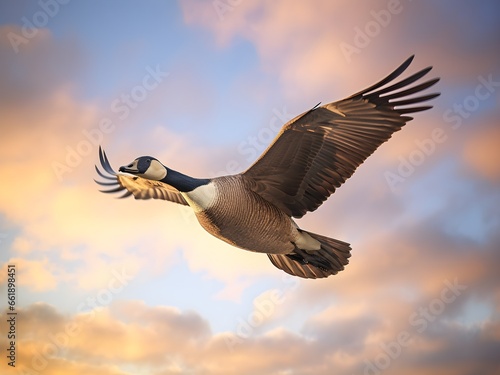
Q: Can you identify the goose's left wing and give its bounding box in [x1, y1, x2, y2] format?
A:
[243, 55, 439, 218]
[95, 147, 188, 205]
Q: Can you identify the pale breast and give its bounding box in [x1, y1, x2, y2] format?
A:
[193, 175, 295, 254]
[182, 182, 217, 213]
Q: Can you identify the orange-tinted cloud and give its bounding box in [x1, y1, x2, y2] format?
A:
[463, 123, 500, 181]
[3, 288, 499, 375]
[0, 258, 56, 292]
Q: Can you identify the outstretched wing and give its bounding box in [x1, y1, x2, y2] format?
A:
[243, 55, 440, 218]
[95, 147, 188, 205]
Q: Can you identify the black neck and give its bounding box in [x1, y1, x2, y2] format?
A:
[161, 168, 210, 192]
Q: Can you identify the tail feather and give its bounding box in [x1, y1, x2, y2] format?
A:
[268, 231, 351, 279]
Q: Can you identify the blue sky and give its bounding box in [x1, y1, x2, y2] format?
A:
[0, 1, 499, 374]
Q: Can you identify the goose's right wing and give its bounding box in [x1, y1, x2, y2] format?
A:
[94, 147, 188, 205]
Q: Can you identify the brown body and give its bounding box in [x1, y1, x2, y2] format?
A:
[191, 176, 297, 255]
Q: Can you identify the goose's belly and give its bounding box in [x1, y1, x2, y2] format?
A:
[196, 200, 295, 254]
[184, 179, 295, 254]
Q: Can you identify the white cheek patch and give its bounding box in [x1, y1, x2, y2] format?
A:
[145, 161, 167, 180]
[182, 182, 217, 213]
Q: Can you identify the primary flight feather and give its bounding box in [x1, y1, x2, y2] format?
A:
[95, 55, 439, 279]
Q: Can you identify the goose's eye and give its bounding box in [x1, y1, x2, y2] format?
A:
[146, 159, 151, 163]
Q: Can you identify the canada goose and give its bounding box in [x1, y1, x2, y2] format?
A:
[95, 56, 439, 279]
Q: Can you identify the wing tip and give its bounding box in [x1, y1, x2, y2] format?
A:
[98, 145, 117, 175]
[95, 146, 129, 197]
[347, 55, 441, 103]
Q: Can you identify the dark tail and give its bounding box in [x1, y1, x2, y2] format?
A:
[268, 231, 351, 279]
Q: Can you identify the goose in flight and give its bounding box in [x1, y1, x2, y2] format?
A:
[95, 55, 439, 279]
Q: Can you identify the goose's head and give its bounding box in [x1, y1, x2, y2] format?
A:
[119, 156, 167, 181]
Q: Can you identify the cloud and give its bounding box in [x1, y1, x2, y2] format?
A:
[180, 0, 500, 102]
[182, 0, 355, 99]
[0, 258, 57, 292]
[4, 291, 499, 375]
[0, 25, 84, 104]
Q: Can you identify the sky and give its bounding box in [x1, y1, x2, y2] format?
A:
[0, 0, 499, 374]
